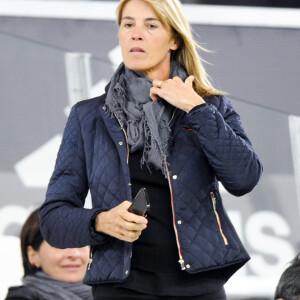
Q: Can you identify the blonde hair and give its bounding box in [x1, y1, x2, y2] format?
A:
[116, 0, 224, 97]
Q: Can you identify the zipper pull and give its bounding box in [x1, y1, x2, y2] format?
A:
[210, 192, 229, 245]
[210, 192, 216, 209]
[88, 247, 94, 270]
[87, 258, 93, 270]
[178, 259, 186, 270]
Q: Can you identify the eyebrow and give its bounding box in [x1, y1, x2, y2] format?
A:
[121, 16, 161, 22]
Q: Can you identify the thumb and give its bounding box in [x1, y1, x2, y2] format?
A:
[122, 200, 132, 209]
[185, 75, 194, 87]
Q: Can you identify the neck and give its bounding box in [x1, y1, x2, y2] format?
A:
[143, 68, 170, 81]
[141, 58, 171, 81]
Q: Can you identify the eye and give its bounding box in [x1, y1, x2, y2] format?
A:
[146, 23, 158, 30]
[124, 23, 133, 28]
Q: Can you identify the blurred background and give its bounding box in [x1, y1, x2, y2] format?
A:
[0, 0, 299, 299]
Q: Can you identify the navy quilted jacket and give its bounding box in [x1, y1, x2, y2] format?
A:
[40, 93, 262, 285]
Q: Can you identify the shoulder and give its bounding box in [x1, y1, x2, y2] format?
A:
[75, 94, 107, 115]
[5, 285, 41, 300]
[204, 94, 231, 109]
[66, 93, 107, 126]
[204, 94, 235, 116]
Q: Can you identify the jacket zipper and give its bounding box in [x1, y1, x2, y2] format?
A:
[210, 192, 228, 245]
[165, 158, 185, 270]
[168, 108, 177, 126]
[114, 114, 129, 164]
[115, 109, 182, 269]
[87, 246, 94, 270]
[166, 108, 186, 270]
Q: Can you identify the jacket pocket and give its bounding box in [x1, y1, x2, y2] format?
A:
[210, 192, 228, 245]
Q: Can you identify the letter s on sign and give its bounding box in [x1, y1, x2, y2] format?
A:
[245, 211, 295, 276]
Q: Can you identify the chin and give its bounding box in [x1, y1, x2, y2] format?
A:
[65, 278, 83, 283]
[124, 60, 149, 73]
[56, 269, 86, 283]
[61, 274, 84, 283]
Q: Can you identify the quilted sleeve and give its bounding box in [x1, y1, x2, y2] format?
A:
[39, 105, 107, 248]
[185, 95, 263, 196]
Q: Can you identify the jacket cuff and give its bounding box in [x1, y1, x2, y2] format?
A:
[184, 103, 213, 124]
[188, 103, 207, 114]
[89, 208, 108, 245]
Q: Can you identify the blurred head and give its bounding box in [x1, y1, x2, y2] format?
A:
[117, 0, 222, 96]
[274, 253, 300, 300]
[21, 208, 89, 283]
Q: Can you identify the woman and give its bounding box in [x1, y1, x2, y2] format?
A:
[5, 208, 92, 300]
[40, 0, 263, 299]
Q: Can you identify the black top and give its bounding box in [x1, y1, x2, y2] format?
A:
[129, 150, 179, 272]
[109, 150, 227, 296]
[5, 286, 41, 300]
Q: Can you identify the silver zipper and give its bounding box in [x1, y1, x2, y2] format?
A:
[165, 157, 185, 270]
[114, 114, 129, 164]
[210, 192, 228, 245]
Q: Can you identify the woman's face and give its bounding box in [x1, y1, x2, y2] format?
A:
[118, 0, 178, 80]
[28, 241, 89, 283]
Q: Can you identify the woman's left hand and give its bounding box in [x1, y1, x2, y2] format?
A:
[150, 76, 205, 113]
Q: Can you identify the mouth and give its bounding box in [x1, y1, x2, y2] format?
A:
[61, 264, 81, 270]
[130, 47, 145, 53]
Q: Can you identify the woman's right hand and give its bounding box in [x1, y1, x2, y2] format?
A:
[95, 201, 148, 242]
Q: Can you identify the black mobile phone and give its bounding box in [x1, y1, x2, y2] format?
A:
[128, 188, 150, 216]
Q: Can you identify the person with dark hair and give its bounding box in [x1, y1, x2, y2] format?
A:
[274, 253, 300, 300]
[5, 208, 92, 300]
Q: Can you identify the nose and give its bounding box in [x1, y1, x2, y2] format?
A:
[65, 248, 81, 260]
[132, 25, 143, 40]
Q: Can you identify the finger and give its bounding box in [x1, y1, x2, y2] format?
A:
[185, 75, 194, 87]
[124, 221, 147, 231]
[117, 227, 143, 242]
[152, 79, 163, 88]
[123, 209, 148, 224]
[121, 200, 132, 209]
[114, 202, 131, 221]
[118, 228, 142, 241]
[121, 234, 140, 243]
[131, 230, 142, 240]
[116, 233, 134, 242]
[127, 230, 142, 239]
[119, 204, 148, 224]
[150, 87, 159, 101]
[173, 76, 182, 83]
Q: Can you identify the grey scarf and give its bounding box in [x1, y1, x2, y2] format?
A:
[23, 271, 92, 300]
[106, 61, 187, 176]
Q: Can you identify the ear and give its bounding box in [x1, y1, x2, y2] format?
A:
[27, 245, 41, 268]
[170, 39, 179, 51]
[170, 35, 180, 51]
